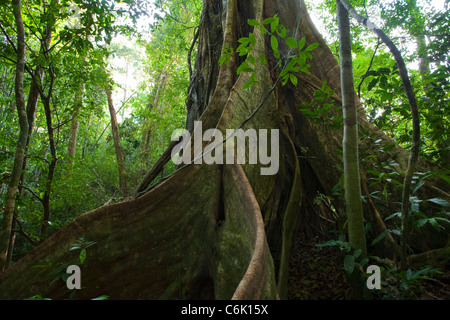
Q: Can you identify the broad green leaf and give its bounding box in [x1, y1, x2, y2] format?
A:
[428, 198, 450, 207]
[385, 211, 401, 221]
[429, 218, 442, 231]
[412, 180, 425, 194]
[249, 33, 256, 46]
[262, 16, 276, 25]
[290, 74, 298, 86]
[248, 19, 259, 27]
[238, 37, 250, 45]
[382, 144, 396, 152]
[371, 229, 391, 245]
[305, 42, 319, 52]
[259, 54, 266, 65]
[219, 54, 230, 66]
[406, 268, 413, 280]
[298, 37, 306, 51]
[353, 248, 362, 259]
[243, 74, 256, 90]
[276, 25, 287, 38]
[367, 78, 378, 91]
[286, 37, 298, 49]
[344, 255, 355, 274]
[270, 35, 278, 51]
[247, 54, 256, 66]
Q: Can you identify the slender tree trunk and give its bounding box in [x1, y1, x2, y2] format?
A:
[0, 0, 28, 272]
[339, 0, 421, 271]
[106, 83, 128, 197]
[416, 35, 430, 76]
[6, 70, 43, 267]
[337, 0, 367, 258]
[39, 96, 58, 242]
[66, 84, 85, 173]
[4, 0, 56, 263]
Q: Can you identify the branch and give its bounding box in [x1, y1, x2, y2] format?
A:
[13, 219, 39, 247]
[0, 23, 17, 53]
[357, 37, 380, 99]
[188, 27, 199, 81]
[0, 54, 17, 65]
[21, 185, 43, 203]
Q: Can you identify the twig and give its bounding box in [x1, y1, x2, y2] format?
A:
[13, 219, 39, 247]
[21, 185, 43, 203]
[357, 37, 380, 99]
[188, 27, 199, 81]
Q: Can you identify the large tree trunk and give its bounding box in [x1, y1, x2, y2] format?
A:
[0, 0, 448, 299]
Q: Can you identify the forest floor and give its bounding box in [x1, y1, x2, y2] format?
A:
[287, 237, 450, 300]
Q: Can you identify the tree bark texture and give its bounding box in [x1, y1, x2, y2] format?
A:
[0, 0, 448, 298]
[337, 0, 367, 258]
[106, 83, 128, 197]
[67, 84, 85, 173]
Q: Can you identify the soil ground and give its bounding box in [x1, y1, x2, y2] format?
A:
[287, 237, 450, 300]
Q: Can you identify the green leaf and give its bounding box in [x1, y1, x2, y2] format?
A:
[382, 144, 396, 152]
[92, 295, 109, 300]
[259, 54, 266, 65]
[367, 78, 378, 91]
[429, 218, 442, 231]
[270, 35, 278, 51]
[237, 62, 254, 75]
[249, 33, 256, 46]
[286, 37, 298, 49]
[270, 17, 279, 33]
[80, 249, 87, 264]
[438, 171, 450, 184]
[412, 180, 425, 194]
[218, 54, 230, 66]
[262, 16, 276, 25]
[353, 248, 362, 259]
[406, 268, 413, 280]
[248, 19, 259, 27]
[428, 198, 450, 207]
[290, 74, 298, 86]
[276, 25, 287, 38]
[247, 54, 256, 66]
[298, 37, 306, 51]
[372, 229, 392, 245]
[305, 42, 319, 52]
[385, 211, 401, 221]
[243, 74, 256, 90]
[344, 255, 355, 274]
[238, 37, 250, 45]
